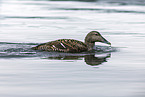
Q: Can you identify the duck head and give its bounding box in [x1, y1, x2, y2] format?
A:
[85, 31, 111, 51]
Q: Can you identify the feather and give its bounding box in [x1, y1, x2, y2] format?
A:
[32, 31, 111, 53]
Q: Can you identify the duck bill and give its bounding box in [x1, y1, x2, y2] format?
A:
[101, 36, 111, 45]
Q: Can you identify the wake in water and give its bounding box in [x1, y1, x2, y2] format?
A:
[0, 42, 38, 58]
[0, 42, 116, 59]
[0, 42, 117, 66]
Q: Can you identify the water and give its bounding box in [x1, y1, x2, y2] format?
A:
[0, 0, 145, 97]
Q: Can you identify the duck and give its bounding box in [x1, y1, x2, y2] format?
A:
[32, 31, 111, 53]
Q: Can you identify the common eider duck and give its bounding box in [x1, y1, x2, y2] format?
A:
[32, 31, 111, 53]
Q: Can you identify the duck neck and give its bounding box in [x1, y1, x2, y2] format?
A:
[85, 41, 95, 51]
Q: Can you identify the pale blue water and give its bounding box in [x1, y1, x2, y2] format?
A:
[0, 0, 145, 97]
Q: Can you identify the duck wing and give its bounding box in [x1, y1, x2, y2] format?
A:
[32, 39, 88, 53]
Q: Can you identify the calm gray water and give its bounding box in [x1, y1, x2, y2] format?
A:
[0, 0, 145, 97]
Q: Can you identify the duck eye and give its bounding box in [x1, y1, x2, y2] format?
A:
[95, 33, 99, 36]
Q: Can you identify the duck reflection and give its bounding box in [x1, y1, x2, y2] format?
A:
[47, 53, 111, 66]
[84, 54, 111, 66]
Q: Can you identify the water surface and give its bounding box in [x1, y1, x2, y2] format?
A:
[0, 0, 145, 97]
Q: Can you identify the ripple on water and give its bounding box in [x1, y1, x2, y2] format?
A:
[57, 8, 145, 14]
[0, 42, 117, 59]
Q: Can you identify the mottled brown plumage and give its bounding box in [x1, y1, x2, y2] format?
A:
[32, 31, 111, 53]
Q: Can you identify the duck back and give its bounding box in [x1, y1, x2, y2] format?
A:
[32, 39, 88, 53]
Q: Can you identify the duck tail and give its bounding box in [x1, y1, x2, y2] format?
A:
[31, 46, 38, 50]
[31, 43, 46, 50]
